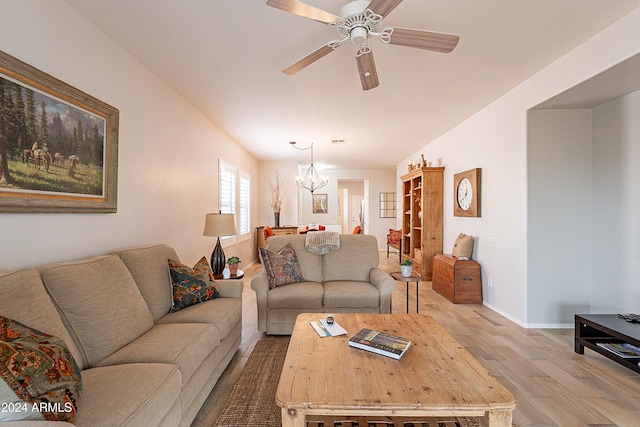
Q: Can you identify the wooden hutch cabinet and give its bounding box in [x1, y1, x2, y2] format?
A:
[400, 167, 444, 279]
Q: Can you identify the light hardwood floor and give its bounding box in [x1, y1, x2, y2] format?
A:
[192, 254, 640, 427]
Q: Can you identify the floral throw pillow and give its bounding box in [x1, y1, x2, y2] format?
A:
[168, 257, 219, 312]
[259, 244, 305, 289]
[0, 316, 81, 422]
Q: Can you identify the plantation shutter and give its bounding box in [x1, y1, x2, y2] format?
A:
[219, 160, 236, 215]
[239, 170, 250, 236]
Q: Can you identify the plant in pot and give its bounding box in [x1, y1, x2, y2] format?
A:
[227, 256, 241, 276]
[400, 259, 413, 277]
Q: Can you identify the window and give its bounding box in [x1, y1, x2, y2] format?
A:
[218, 160, 251, 242]
[379, 192, 397, 218]
[219, 160, 236, 216]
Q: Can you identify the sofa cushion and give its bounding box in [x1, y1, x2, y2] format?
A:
[40, 255, 154, 369]
[321, 235, 379, 282]
[0, 268, 81, 366]
[75, 363, 181, 427]
[156, 297, 242, 340]
[265, 235, 322, 282]
[266, 281, 324, 309]
[323, 281, 380, 308]
[95, 323, 220, 387]
[112, 244, 179, 321]
[168, 257, 219, 312]
[259, 245, 305, 288]
[0, 316, 81, 423]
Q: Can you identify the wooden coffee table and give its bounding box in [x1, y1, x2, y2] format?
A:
[276, 313, 516, 427]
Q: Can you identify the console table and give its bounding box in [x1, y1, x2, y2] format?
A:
[575, 314, 640, 374]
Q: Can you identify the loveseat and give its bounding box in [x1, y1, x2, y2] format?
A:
[251, 234, 395, 335]
[0, 243, 242, 427]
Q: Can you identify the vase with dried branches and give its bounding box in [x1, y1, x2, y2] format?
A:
[268, 172, 284, 227]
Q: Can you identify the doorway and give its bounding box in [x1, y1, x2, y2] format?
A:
[338, 179, 366, 234]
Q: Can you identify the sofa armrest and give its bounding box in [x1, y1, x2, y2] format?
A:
[250, 271, 270, 332]
[216, 279, 243, 300]
[369, 267, 396, 314]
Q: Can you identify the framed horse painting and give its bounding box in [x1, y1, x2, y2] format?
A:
[0, 50, 118, 213]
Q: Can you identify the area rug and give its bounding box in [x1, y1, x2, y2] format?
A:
[212, 335, 508, 427]
[213, 335, 290, 427]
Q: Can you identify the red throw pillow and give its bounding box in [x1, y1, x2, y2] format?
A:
[263, 226, 275, 239]
[388, 229, 402, 244]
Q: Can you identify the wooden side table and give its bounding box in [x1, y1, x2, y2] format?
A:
[391, 271, 422, 313]
[217, 268, 244, 280]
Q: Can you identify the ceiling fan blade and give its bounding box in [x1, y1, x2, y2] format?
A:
[355, 49, 379, 91]
[388, 27, 460, 53]
[366, 0, 404, 18]
[283, 43, 338, 75]
[266, 0, 339, 24]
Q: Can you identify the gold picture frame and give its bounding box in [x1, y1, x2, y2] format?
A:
[0, 50, 119, 213]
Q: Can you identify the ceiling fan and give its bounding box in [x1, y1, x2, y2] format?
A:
[266, 0, 460, 90]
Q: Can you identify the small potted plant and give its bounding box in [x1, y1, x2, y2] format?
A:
[227, 256, 241, 276]
[400, 259, 413, 277]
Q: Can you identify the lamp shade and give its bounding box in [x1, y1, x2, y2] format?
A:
[203, 213, 237, 237]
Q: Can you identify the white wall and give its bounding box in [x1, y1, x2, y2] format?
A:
[0, 1, 259, 270]
[527, 110, 593, 325]
[259, 161, 299, 228]
[396, 8, 640, 326]
[591, 91, 640, 313]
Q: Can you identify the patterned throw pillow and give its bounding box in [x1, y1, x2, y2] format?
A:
[388, 229, 402, 244]
[0, 316, 81, 422]
[259, 244, 305, 289]
[168, 257, 219, 312]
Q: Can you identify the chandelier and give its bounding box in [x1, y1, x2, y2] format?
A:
[290, 142, 328, 194]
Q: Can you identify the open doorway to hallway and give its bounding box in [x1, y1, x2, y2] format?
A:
[338, 179, 366, 234]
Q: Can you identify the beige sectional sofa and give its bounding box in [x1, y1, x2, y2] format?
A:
[0, 244, 242, 427]
[251, 234, 395, 335]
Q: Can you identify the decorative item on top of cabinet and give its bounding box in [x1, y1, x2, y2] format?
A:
[432, 254, 482, 304]
[400, 167, 444, 280]
[453, 168, 481, 217]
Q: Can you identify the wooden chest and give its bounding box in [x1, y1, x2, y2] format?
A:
[432, 254, 482, 304]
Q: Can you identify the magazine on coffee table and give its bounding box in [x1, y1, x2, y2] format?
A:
[348, 328, 411, 360]
[596, 342, 640, 358]
[310, 319, 347, 337]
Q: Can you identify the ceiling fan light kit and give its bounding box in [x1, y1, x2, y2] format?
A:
[266, 0, 460, 90]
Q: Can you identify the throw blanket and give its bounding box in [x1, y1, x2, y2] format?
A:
[305, 231, 340, 255]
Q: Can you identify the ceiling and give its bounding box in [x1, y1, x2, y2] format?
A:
[65, 0, 640, 170]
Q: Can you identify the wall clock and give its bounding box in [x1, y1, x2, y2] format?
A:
[453, 168, 481, 217]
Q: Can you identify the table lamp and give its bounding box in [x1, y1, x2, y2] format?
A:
[203, 212, 237, 277]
